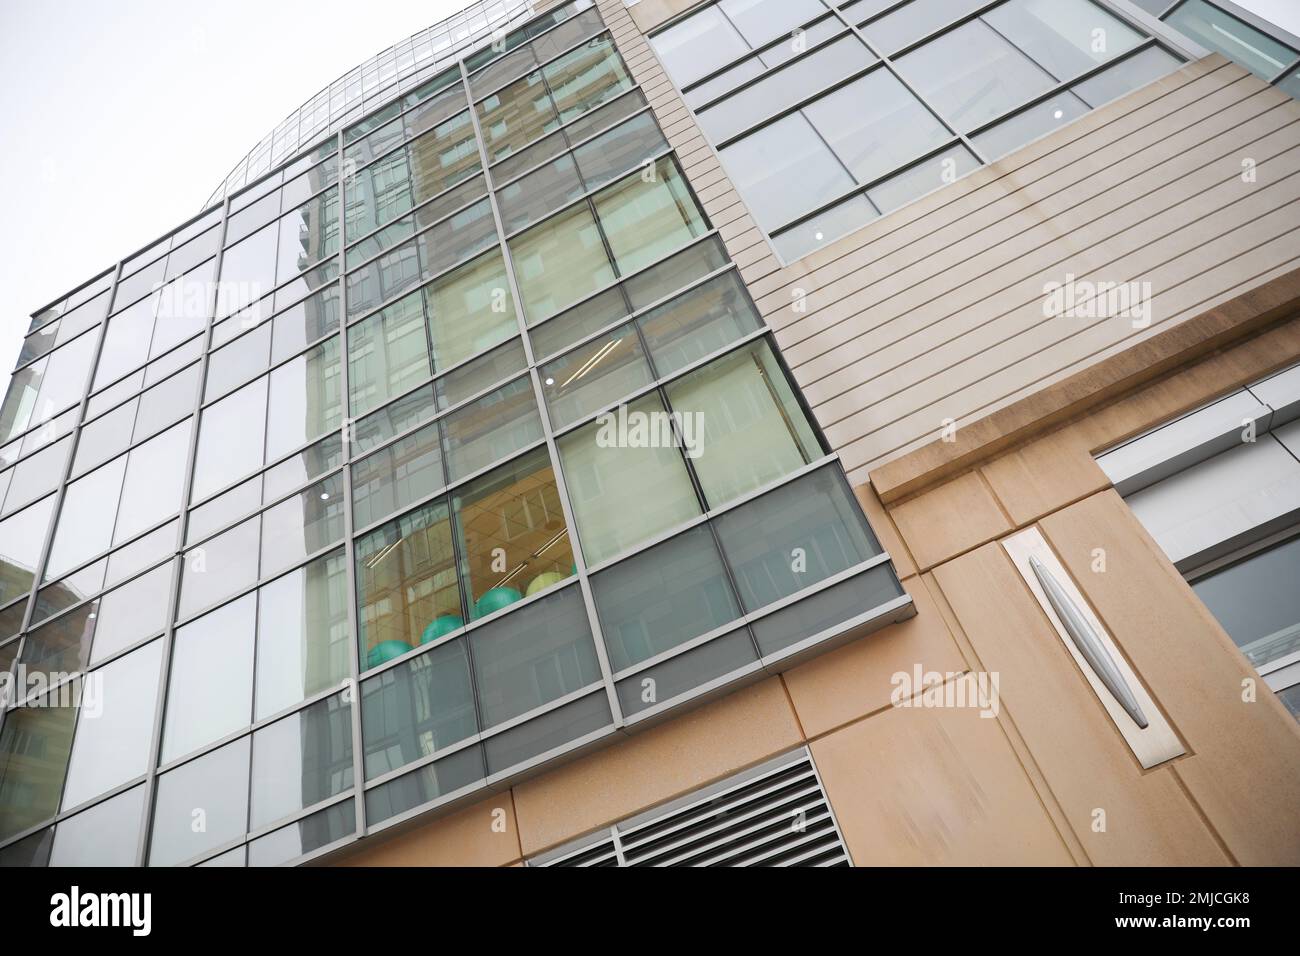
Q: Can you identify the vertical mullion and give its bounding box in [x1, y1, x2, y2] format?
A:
[460, 57, 626, 732]
[336, 125, 370, 846]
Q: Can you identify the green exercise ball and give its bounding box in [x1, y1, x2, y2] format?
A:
[526, 571, 566, 596]
[475, 586, 522, 617]
[420, 615, 463, 644]
[367, 639, 412, 668]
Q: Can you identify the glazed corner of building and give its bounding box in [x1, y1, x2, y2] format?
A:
[333, 0, 1300, 867]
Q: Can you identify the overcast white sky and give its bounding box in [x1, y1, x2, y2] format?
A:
[1, 0, 1298, 400]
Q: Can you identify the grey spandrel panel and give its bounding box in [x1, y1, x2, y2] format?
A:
[361, 637, 477, 780]
[616, 628, 758, 715]
[247, 800, 355, 866]
[750, 565, 905, 656]
[483, 691, 612, 776]
[469, 586, 601, 729]
[61, 640, 163, 811]
[592, 522, 743, 672]
[364, 745, 485, 825]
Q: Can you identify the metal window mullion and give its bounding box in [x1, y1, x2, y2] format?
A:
[334, 125, 369, 849]
[461, 57, 625, 731]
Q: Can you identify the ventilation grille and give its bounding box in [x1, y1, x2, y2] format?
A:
[532, 749, 850, 867]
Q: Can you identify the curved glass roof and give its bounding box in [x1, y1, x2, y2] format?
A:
[204, 0, 534, 209]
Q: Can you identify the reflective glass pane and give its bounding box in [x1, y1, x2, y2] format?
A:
[45, 457, 127, 581]
[713, 467, 881, 610]
[665, 340, 821, 507]
[441, 376, 543, 483]
[1165, 0, 1295, 80]
[719, 113, 856, 233]
[0, 496, 56, 603]
[1192, 535, 1300, 668]
[558, 392, 702, 565]
[470, 585, 599, 727]
[425, 249, 517, 371]
[542, 321, 656, 430]
[971, 91, 1090, 160]
[361, 638, 477, 779]
[247, 800, 354, 866]
[352, 421, 445, 529]
[162, 594, 256, 763]
[592, 522, 742, 671]
[265, 337, 342, 462]
[594, 157, 708, 276]
[638, 270, 763, 378]
[250, 692, 353, 829]
[984, 0, 1142, 82]
[49, 785, 145, 867]
[112, 419, 193, 545]
[255, 549, 350, 720]
[509, 201, 615, 323]
[1073, 45, 1183, 108]
[259, 472, 345, 577]
[178, 517, 261, 618]
[347, 290, 431, 417]
[0, 686, 79, 841]
[649, 6, 750, 88]
[894, 19, 1055, 132]
[192, 377, 268, 502]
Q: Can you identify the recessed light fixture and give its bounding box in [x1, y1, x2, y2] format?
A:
[544, 377, 555, 386]
[320, 492, 330, 500]
[1053, 109, 1063, 119]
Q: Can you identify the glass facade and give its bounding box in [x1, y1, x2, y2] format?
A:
[0, 0, 907, 866]
[650, 0, 1204, 261]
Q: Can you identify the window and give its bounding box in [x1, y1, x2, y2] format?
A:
[49, 785, 146, 866]
[452, 447, 574, 620]
[1191, 536, 1300, 673]
[347, 290, 431, 417]
[355, 500, 462, 670]
[713, 466, 882, 611]
[360, 637, 477, 779]
[0, 686, 79, 841]
[255, 549, 350, 720]
[149, 736, 250, 867]
[510, 201, 615, 323]
[469, 585, 600, 727]
[60, 640, 163, 811]
[1165, 0, 1297, 80]
[161, 594, 257, 763]
[591, 522, 742, 671]
[249, 692, 353, 829]
[664, 340, 822, 507]
[558, 392, 702, 565]
[594, 158, 708, 276]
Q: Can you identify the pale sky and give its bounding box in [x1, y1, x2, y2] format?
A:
[1, 0, 1298, 400]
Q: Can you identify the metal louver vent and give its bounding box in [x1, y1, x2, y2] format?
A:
[531, 749, 850, 867]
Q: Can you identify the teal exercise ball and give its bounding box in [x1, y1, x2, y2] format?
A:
[475, 586, 522, 616]
[421, 615, 463, 644]
[367, 639, 412, 668]
[526, 571, 566, 596]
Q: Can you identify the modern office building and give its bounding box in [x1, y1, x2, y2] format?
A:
[0, 0, 1298, 867]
